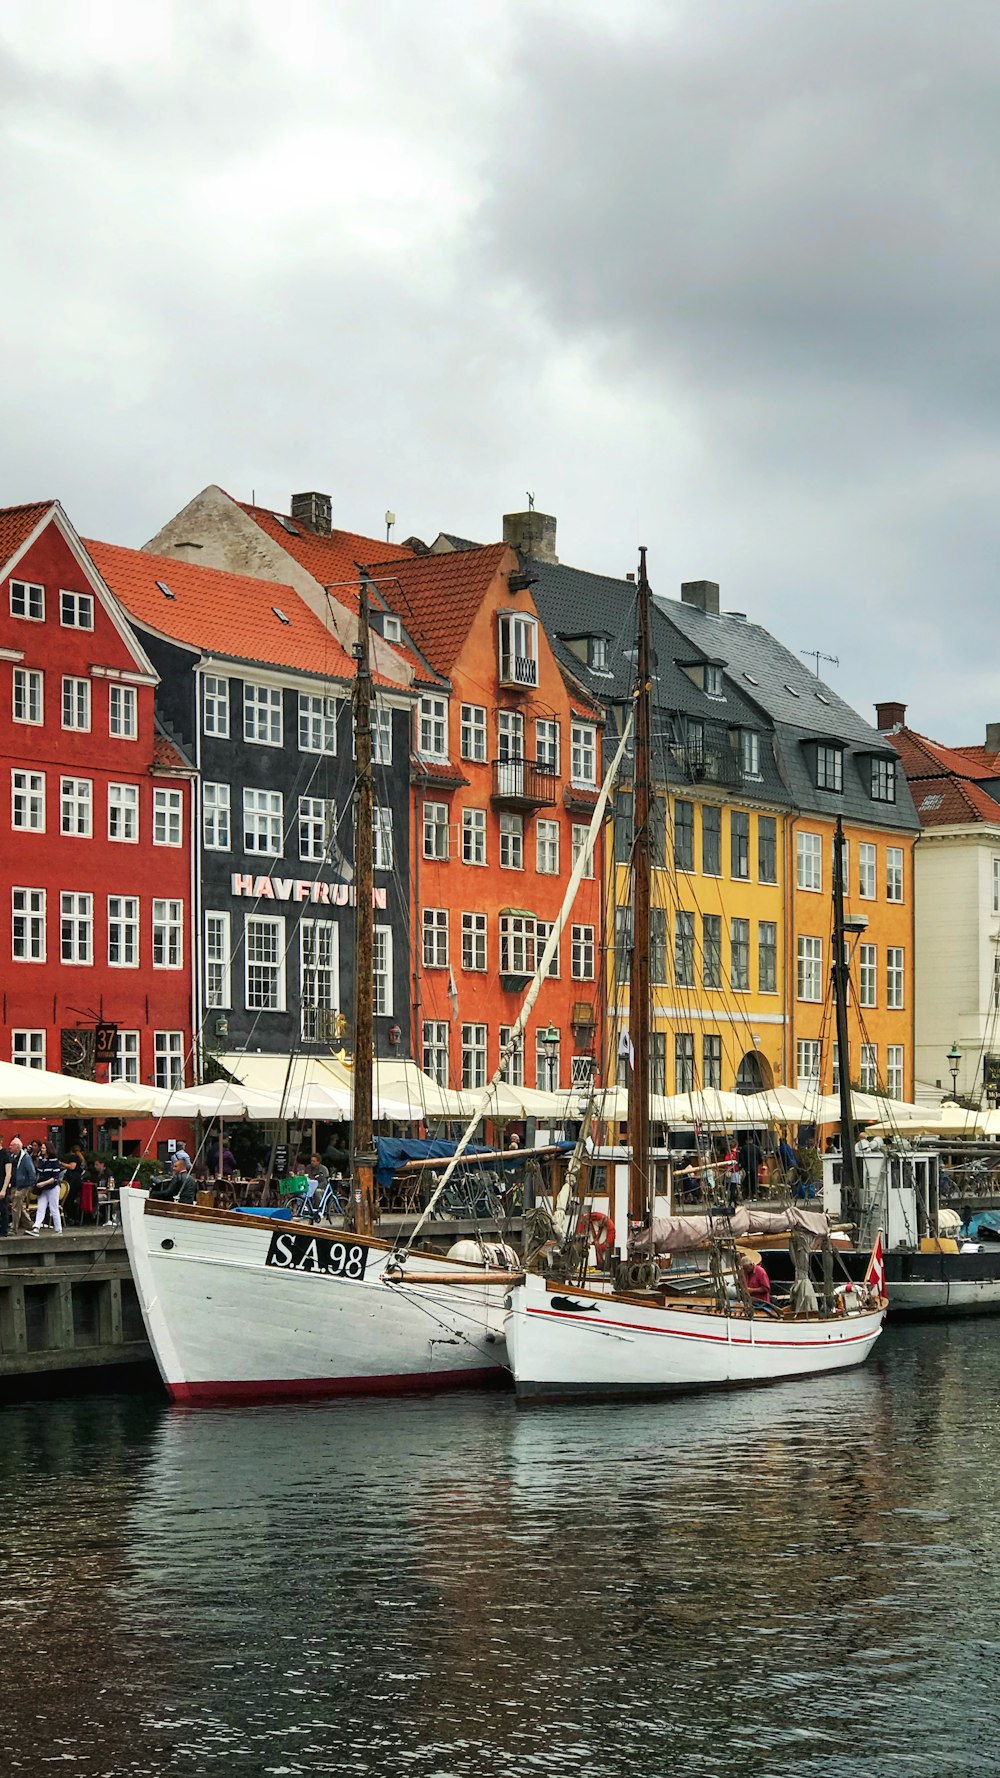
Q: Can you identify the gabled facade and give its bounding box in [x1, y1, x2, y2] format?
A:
[90, 540, 414, 1074]
[0, 502, 194, 1091]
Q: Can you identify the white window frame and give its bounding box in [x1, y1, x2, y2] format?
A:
[460, 703, 487, 762]
[203, 674, 230, 738]
[499, 1025, 525, 1088]
[570, 723, 597, 788]
[571, 824, 595, 878]
[797, 934, 822, 1002]
[300, 919, 338, 1040]
[422, 800, 449, 861]
[11, 1029, 45, 1069]
[205, 911, 232, 1010]
[536, 819, 560, 875]
[499, 913, 535, 976]
[298, 692, 337, 755]
[536, 719, 560, 773]
[816, 744, 843, 792]
[886, 1045, 904, 1098]
[245, 913, 287, 1012]
[60, 891, 93, 965]
[152, 898, 184, 970]
[860, 1043, 879, 1090]
[11, 769, 45, 832]
[423, 1019, 450, 1086]
[462, 807, 486, 866]
[109, 683, 137, 740]
[13, 667, 43, 726]
[374, 925, 393, 1016]
[10, 578, 44, 621]
[298, 795, 332, 863]
[60, 776, 92, 838]
[535, 919, 560, 978]
[203, 782, 231, 851]
[60, 589, 94, 630]
[108, 781, 139, 843]
[243, 681, 283, 747]
[422, 908, 449, 968]
[858, 842, 877, 900]
[571, 923, 595, 981]
[373, 806, 393, 871]
[108, 894, 140, 968]
[499, 811, 523, 870]
[461, 1022, 488, 1090]
[859, 943, 877, 1008]
[797, 831, 822, 892]
[243, 787, 283, 856]
[154, 1031, 185, 1092]
[153, 787, 183, 847]
[62, 674, 92, 733]
[372, 705, 393, 765]
[498, 611, 539, 688]
[796, 1038, 821, 1092]
[535, 1027, 560, 1091]
[886, 946, 904, 1010]
[886, 846, 904, 903]
[12, 887, 46, 962]
[461, 911, 487, 972]
[110, 1029, 140, 1085]
[741, 731, 761, 778]
[417, 694, 449, 761]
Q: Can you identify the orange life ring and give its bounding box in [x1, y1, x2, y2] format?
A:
[576, 1210, 616, 1262]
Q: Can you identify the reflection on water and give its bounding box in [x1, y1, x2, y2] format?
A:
[4, 1323, 1000, 1776]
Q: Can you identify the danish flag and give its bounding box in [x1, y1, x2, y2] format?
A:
[864, 1229, 886, 1299]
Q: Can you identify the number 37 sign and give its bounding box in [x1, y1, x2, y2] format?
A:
[265, 1229, 368, 1280]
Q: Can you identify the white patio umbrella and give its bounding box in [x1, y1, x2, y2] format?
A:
[654, 1088, 751, 1126]
[0, 1062, 160, 1118]
[736, 1086, 818, 1124]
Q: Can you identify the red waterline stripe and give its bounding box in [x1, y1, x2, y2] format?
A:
[168, 1366, 508, 1406]
[525, 1307, 881, 1350]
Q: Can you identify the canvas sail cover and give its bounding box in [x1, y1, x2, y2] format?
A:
[643, 1205, 831, 1255]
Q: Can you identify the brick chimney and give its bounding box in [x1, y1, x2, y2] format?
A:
[291, 491, 332, 536]
[986, 722, 1000, 752]
[503, 508, 558, 563]
[875, 701, 907, 733]
[680, 580, 720, 616]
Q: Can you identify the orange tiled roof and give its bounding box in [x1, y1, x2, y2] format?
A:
[238, 503, 412, 602]
[360, 544, 510, 674]
[86, 538, 363, 683]
[951, 743, 1000, 772]
[889, 726, 1000, 827]
[891, 728, 999, 782]
[0, 501, 54, 572]
[152, 732, 191, 772]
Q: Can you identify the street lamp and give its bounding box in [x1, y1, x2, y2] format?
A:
[947, 1041, 961, 1100]
[540, 1024, 560, 1092]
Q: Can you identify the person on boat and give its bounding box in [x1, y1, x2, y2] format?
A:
[150, 1157, 197, 1205]
[740, 1249, 771, 1303]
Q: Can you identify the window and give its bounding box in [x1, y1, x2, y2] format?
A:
[460, 703, 487, 762]
[833, 1041, 843, 1094]
[686, 719, 704, 765]
[372, 705, 393, 765]
[422, 908, 449, 968]
[571, 923, 595, 981]
[703, 1034, 722, 1089]
[614, 790, 633, 864]
[462, 1023, 488, 1090]
[871, 757, 896, 802]
[675, 1032, 695, 1093]
[731, 811, 750, 879]
[462, 911, 487, 971]
[859, 943, 877, 1008]
[796, 1039, 821, 1091]
[650, 906, 668, 985]
[887, 946, 904, 1010]
[537, 919, 563, 977]
[62, 675, 91, 732]
[203, 675, 230, 738]
[153, 788, 183, 847]
[887, 1045, 904, 1098]
[423, 800, 450, 861]
[614, 905, 632, 982]
[702, 914, 722, 989]
[674, 800, 694, 871]
[536, 719, 560, 772]
[535, 1027, 560, 1092]
[859, 842, 877, 899]
[758, 815, 777, 883]
[816, 745, 843, 792]
[61, 777, 91, 837]
[109, 1029, 139, 1085]
[374, 926, 393, 1015]
[886, 847, 904, 903]
[152, 899, 183, 969]
[11, 1029, 45, 1069]
[300, 920, 338, 1040]
[243, 682, 282, 746]
[154, 1031, 185, 1092]
[498, 612, 539, 687]
[704, 664, 723, 697]
[108, 782, 139, 842]
[418, 694, 448, 759]
[299, 796, 333, 862]
[758, 921, 777, 993]
[570, 723, 597, 787]
[675, 910, 695, 987]
[740, 731, 760, 778]
[205, 912, 232, 1009]
[571, 824, 595, 878]
[702, 804, 721, 875]
[588, 636, 609, 671]
[423, 1020, 450, 1086]
[731, 917, 750, 991]
[61, 891, 93, 964]
[536, 819, 560, 874]
[860, 1043, 879, 1090]
[498, 709, 524, 763]
[11, 770, 44, 831]
[108, 895, 139, 967]
[797, 831, 822, 891]
[373, 807, 393, 871]
[244, 788, 283, 855]
[500, 913, 535, 976]
[12, 887, 45, 961]
[298, 692, 337, 754]
[246, 914, 286, 1010]
[109, 684, 137, 739]
[382, 614, 401, 643]
[994, 857, 1000, 917]
[500, 1026, 525, 1088]
[13, 667, 43, 725]
[462, 807, 486, 866]
[60, 589, 94, 629]
[649, 1032, 666, 1095]
[797, 935, 822, 1001]
[499, 812, 523, 870]
[832, 834, 849, 891]
[10, 579, 44, 620]
[203, 782, 231, 851]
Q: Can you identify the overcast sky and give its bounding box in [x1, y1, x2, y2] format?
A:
[2, 0, 998, 740]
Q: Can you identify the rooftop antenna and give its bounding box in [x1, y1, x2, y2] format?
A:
[801, 647, 839, 677]
[526, 491, 535, 511]
[385, 509, 396, 543]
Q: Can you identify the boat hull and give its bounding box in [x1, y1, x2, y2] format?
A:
[120, 1191, 510, 1404]
[505, 1273, 885, 1403]
[765, 1245, 1000, 1320]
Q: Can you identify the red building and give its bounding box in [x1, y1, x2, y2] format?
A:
[0, 501, 194, 1123]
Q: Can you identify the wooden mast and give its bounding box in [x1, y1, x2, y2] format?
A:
[832, 814, 861, 1220]
[628, 548, 653, 1223]
[350, 573, 377, 1237]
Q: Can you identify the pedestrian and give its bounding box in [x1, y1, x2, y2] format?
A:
[62, 1144, 88, 1224]
[32, 1142, 64, 1234]
[8, 1137, 36, 1233]
[0, 1136, 12, 1237]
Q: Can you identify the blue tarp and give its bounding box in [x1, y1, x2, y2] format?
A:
[374, 1137, 573, 1189]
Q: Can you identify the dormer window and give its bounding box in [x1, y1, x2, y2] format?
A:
[498, 612, 539, 688]
[816, 744, 843, 792]
[588, 635, 609, 671]
[871, 757, 897, 803]
[740, 730, 760, 777]
[705, 664, 724, 697]
[383, 615, 402, 643]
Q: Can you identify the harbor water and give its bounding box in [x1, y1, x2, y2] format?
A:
[5, 1320, 1000, 1778]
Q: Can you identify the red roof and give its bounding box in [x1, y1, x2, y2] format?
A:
[889, 726, 1000, 827]
[86, 538, 363, 683]
[361, 544, 510, 674]
[951, 743, 1000, 772]
[0, 501, 54, 572]
[152, 732, 191, 772]
[891, 728, 999, 782]
[238, 503, 412, 604]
